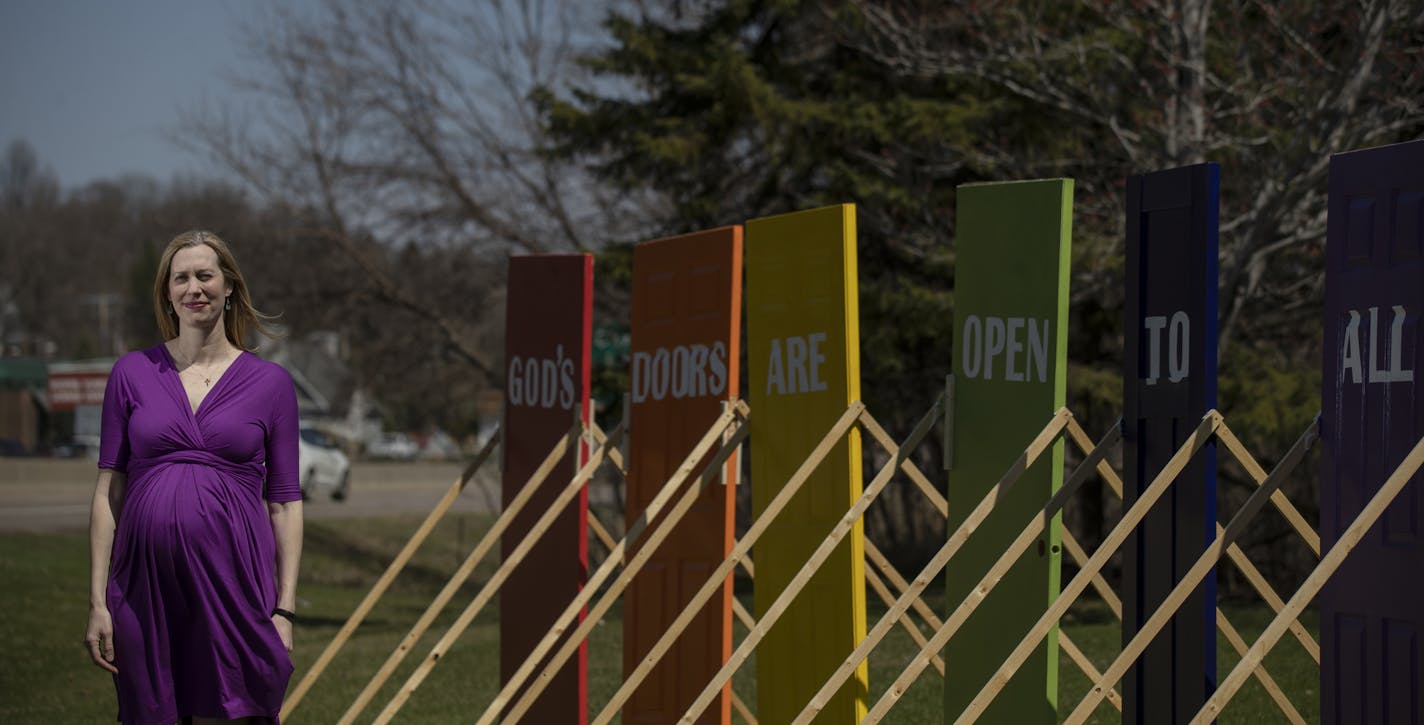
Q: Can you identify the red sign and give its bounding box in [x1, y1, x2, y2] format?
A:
[48, 372, 109, 411]
[500, 254, 592, 724]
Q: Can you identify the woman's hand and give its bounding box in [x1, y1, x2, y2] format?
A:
[85, 606, 118, 673]
[272, 614, 294, 652]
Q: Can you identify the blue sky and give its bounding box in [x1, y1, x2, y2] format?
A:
[0, 0, 311, 188]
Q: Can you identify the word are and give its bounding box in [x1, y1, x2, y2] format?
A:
[1143, 311, 1190, 385]
[631, 342, 730, 403]
[961, 315, 1050, 383]
[1340, 305, 1414, 384]
[765, 333, 830, 396]
[507, 344, 577, 409]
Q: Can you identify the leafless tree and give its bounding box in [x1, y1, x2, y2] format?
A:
[846, 0, 1423, 357]
[180, 0, 656, 383]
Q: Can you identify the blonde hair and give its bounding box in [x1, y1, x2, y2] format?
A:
[152, 230, 278, 349]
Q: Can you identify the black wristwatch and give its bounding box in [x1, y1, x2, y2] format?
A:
[271, 607, 296, 623]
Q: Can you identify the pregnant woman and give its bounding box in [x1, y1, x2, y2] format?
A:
[84, 229, 304, 724]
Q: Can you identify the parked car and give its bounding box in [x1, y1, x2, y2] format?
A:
[299, 426, 350, 501]
[0, 438, 28, 457]
[365, 432, 419, 461]
[53, 435, 100, 459]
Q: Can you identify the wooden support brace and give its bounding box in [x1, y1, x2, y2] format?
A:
[588, 508, 619, 557]
[1057, 418, 1314, 723]
[476, 405, 744, 724]
[864, 411, 1219, 725]
[1191, 429, 1424, 724]
[1061, 415, 1316, 723]
[792, 407, 1080, 725]
[592, 403, 867, 725]
[864, 564, 945, 676]
[1214, 419, 1321, 556]
[1058, 631, 1122, 712]
[858, 402, 948, 517]
[1070, 413, 1322, 662]
[864, 538, 944, 634]
[1063, 417, 1123, 497]
[367, 422, 624, 725]
[676, 398, 945, 723]
[1059, 527, 1123, 619]
[731, 690, 757, 725]
[590, 420, 627, 477]
[498, 409, 753, 725]
[1215, 607, 1307, 724]
[334, 424, 575, 725]
[1212, 420, 1323, 661]
[280, 428, 501, 720]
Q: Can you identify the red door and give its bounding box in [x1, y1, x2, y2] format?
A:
[1320, 140, 1424, 724]
[500, 254, 592, 724]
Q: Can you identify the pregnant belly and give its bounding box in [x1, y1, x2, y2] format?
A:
[119, 463, 270, 553]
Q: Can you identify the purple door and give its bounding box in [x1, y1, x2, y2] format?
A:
[1320, 139, 1424, 724]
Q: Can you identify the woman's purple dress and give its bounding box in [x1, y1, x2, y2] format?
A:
[99, 345, 302, 725]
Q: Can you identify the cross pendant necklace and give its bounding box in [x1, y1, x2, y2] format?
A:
[172, 345, 221, 386]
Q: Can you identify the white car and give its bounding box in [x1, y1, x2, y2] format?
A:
[365, 432, 419, 461]
[299, 426, 351, 501]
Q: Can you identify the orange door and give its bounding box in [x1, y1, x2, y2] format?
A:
[623, 227, 743, 725]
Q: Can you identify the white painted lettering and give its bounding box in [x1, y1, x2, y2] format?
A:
[808, 332, 829, 392]
[1389, 306, 1414, 382]
[764, 333, 834, 396]
[787, 336, 809, 393]
[507, 344, 578, 409]
[1144, 316, 1167, 385]
[962, 315, 1052, 383]
[630, 342, 733, 402]
[1005, 317, 1025, 382]
[1369, 307, 1386, 382]
[984, 317, 1006, 381]
[962, 316, 982, 379]
[1027, 319, 1049, 384]
[1168, 311, 1190, 383]
[671, 346, 691, 399]
[766, 339, 786, 395]
[708, 342, 728, 396]
[1341, 311, 1363, 384]
[688, 344, 709, 397]
[651, 348, 671, 400]
[1340, 306, 1414, 384]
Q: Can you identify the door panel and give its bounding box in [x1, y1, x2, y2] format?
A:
[1321, 139, 1424, 725]
[623, 227, 742, 725]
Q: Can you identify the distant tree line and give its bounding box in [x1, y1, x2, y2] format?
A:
[0, 139, 498, 438]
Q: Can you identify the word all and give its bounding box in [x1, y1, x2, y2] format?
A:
[1340, 305, 1414, 384]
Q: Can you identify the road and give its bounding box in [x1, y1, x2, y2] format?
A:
[0, 458, 507, 532]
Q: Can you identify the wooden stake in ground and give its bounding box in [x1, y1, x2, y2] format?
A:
[279, 429, 501, 720]
[334, 424, 577, 725]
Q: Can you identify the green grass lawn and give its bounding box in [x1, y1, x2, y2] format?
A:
[0, 513, 1320, 723]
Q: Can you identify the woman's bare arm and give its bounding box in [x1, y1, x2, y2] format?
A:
[86, 469, 125, 673]
[268, 499, 303, 651]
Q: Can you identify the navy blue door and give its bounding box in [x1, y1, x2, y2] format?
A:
[1122, 162, 1219, 724]
[1320, 139, 1424, 724]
